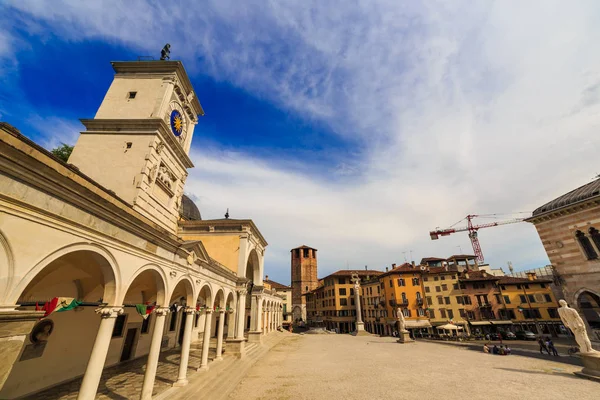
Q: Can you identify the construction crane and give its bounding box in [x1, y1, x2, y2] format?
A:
[429, 214, 528, 263]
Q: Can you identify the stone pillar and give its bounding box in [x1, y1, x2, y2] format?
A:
[174, 308, 195, 387]
[236, 290, 247, 339]
[0, 308, 45, 393]
[140, 307, 169, 400]
[248, 295, 263, 343]
[78, 307, 124, 400]
[215, 310, 226, 361]
[227, 309, 236, 338]
[199, 309, 213, 370]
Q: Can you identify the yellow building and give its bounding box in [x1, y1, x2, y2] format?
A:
[379, 263, 431, 336]
[497, 273, 563, 336]
[264, 276, 293, 329]
[361, 278, 385, 335]
[422, 266, 469, 334]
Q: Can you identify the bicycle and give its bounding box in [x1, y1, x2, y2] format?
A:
[567, 346, 579, 356]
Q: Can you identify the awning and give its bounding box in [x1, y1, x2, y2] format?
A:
[490, 320, 513, 325]
[437, 323, 463, 330]
[469, 321, 491, 326]
[405, 320, 432, 328]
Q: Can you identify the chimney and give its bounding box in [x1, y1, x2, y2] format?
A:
[526, 272, 536, 281]
[411, 261, 416, 268]
[265, 275, 268, 281]
[365, 265, 367, 271]
[392, 263, 396, 269]
[386, 267, 389, 272]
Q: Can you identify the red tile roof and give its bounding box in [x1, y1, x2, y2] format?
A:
[497, 276, 552, 285]
[264, 279, 291, 290]
[448, 254, 477, 259]
[324, 270, 384, 279]
[458, 270, 499, 281]
[291, 245, 317, 251]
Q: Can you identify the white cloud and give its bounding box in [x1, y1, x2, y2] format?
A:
[6, 1, 600, 283]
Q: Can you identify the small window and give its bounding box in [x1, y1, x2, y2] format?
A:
[425, 286, 430, 293]
[112, 314, 126, 337]
[141, 315, 151, 334]
[577, 230, 598, 260]
[128, 91, 137, 99]
[126, 142, 132, 149]
[503, 295, 511, 304]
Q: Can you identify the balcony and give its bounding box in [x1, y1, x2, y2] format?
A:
[416, 298, 424, 306]
[398, 299, 409, 306]
[477, 303, 492, 308]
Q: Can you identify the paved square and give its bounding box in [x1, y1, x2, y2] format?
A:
[229, 335, 598, 400]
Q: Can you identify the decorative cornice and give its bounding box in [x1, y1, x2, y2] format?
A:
[526, 198, 600, 224]
[178, 218, 268, 247]
[95, 306, 124, 318]
[111, 61, 204, 116]
[79, 118, 193, 169]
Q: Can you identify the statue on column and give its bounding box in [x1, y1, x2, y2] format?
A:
[558, 300, 597, 354]
[351, 273, 361, 290]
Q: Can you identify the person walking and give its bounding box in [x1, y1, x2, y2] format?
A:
[546, 337, 559, 356]
[538, 337, 550, 355]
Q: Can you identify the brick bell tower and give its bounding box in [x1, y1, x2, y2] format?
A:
[291, 245, 319, 323]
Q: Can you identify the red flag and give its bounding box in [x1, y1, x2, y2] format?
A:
[35, 302, 40, 311]
[43, 297, 59, 317]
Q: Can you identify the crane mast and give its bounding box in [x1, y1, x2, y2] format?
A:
[429, 214, 526, 263]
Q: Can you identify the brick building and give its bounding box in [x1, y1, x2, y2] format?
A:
[527, 178, 600, 345]
[290, 245, 319, 323]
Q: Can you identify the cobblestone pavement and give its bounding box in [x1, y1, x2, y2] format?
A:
[229, 334, 599, 400]
[27, 342, 209, 400]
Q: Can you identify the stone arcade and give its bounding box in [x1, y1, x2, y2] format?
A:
[0, 60, 283, 399]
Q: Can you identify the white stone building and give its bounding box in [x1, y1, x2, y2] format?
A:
[0, 60, 283, 399]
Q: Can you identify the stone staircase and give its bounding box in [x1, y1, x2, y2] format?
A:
[155, 331, 290, 400]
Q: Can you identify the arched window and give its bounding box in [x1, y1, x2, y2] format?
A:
[576, 230, 598, 260]
[589, 228, 600, 252]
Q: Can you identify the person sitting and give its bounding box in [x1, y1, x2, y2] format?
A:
[483, 343, 490, 353]
[504, 346, 511, 355]
[492, 345, 499, 354]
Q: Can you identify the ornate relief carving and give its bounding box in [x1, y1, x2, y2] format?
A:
[157, 164, 176, 192]
[156, 142, 165, 155]
[170, 270, 177, 279]
[149, 165, 158, 183]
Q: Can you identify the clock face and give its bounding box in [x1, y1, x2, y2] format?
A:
[170, 109, 184, 137]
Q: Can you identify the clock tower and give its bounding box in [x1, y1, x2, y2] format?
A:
[68, 61, 204, 233]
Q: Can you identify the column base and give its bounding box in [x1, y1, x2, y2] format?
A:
[172, 379, 188, 387]
[226, 338, 246, 359]
[215, 356, 223, 361]
[574, 352, 600, 381]
[247, 331, 263, 344]
[0, 309, 45, 392]
[196, 365, 209, 372]
[397, 330, 414, 344]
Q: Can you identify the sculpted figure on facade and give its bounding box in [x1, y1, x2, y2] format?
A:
[558, 299, 597, 354]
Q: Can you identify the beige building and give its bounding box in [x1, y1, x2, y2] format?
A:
[527, 178, 600, 347]
[361, 278, 385, 335]
[0, 60, 282, 399]
[422, 267, 469, 334]
[264, 276, 292, 328]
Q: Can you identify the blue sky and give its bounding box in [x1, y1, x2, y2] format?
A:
[2, 1, 600, 285]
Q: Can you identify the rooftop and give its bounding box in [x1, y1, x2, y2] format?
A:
[497, 276, 552, 285]
[531, 178, 600, 217]
[291, 245, 317, 251]
[458, 270, 499, 282]
[264, 279, 291, 290]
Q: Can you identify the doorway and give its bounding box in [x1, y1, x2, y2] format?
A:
[120, 328, 137, 362]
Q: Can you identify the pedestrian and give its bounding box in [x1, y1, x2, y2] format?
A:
[538, 337, 550, 355]
[498, 332, 503, 344]
[546, 337, 559, 356]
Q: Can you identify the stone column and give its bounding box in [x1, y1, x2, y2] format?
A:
[199, 309, 213, 370]
[236, 290, 247, 339]
[351, 274, 368, 336]
[174, 308, 194, 387]
[78, 307, 124, 400]
[215, 310, 226, 361]
[140, 307, 169, 400]
[248, 295, 263, 343]
[227, 309, 236, 338]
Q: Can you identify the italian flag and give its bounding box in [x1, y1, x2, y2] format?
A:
[135, 305, 155, 319]
[38, 297, 82, 317]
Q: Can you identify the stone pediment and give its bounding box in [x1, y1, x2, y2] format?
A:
[181, 240, 210, 265]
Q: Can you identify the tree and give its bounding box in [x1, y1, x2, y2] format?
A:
[51, 143, 74, 163]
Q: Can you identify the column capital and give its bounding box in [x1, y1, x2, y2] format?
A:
[218, 309, 226, 314]
[237, 288, 248, 296]
[154, 307, 170, 316]
[95, 306, 124, 318]
[205, 309, 213, 314]
[183, 307, 195, 315]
